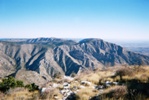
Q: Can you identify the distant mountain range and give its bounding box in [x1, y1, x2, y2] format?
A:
[0, 38, 149, 85]
[119, 42, 149, 56]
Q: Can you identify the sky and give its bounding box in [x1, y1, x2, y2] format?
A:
[0, 0, 149, 41]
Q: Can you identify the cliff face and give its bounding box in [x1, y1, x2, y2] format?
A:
[0, 38, 149, 82]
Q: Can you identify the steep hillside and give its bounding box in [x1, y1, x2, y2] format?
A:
[78, 39, 149, 65]
[0, 38, 149, 85]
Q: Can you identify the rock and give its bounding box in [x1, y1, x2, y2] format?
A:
[60, 90, 66, 95]
[61, 88, 75, 100]
[80, 85, 85, 88]
[81, 81, 92, 86]
[40, 87, 53, 95]
[74, 90, 79, 93]
[104, 81, 112, 87]
[63, 82, 70, 87]
[63, 82, 70, 89]
[105, 81, 111, 84]
[64, 76, 74, 81]
[53, 83, 59, 88]
[95, 85, 104, 90]
[112, 82, 118, 85]
[41, 88, 46, 93]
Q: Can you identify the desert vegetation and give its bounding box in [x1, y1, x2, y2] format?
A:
[0, 76, 39, 100]
[1, 66, 149, 100]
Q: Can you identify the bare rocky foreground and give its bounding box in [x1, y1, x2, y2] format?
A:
[1, 66, 149, 100]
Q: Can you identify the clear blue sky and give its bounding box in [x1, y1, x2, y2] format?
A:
[0, 0, 149, 41]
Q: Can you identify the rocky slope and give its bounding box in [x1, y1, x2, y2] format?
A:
[0, 38, 149, 85]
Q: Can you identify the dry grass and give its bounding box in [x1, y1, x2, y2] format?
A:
[77, 87, 98, 100]
[40, 88, 62, 100]
[77, 66, 149, 100]
[4, 89, 39, 100]
[2, 66, 149, 100]
[103, 86, 127, 99]
[70, 81, 80, 90]
[3, 88, 63, 100]
[113, 66, 149, 82]
[0, 91, 5, 100]
[75, 67, 116, 85]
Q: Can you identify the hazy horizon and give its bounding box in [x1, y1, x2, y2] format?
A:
[0, 0, 149, 41]
[1, 37, 149, 44]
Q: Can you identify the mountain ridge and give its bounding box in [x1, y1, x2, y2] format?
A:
[0, 37, 149, 85]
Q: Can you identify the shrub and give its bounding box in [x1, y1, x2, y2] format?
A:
[126, 79, 149, 98]
[0, 76, 24, 92]
[77, 87, 98, 100]
[25, 83, 38, 91]
[115, 67, 132, 81]
[105, 86, 127, 99]
[16, 80, 24, 87]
